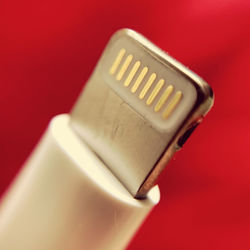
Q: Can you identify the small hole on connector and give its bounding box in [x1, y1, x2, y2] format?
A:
[177, 123, 200, 148]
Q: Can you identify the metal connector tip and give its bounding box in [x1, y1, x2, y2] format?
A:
[70, 29, 214, 198]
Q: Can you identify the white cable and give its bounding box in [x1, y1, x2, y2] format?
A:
[0, 115, 160, 250]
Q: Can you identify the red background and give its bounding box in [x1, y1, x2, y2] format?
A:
[1, 0, 250, 249]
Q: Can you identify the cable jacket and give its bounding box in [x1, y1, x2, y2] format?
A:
[0, 114, 160, 250]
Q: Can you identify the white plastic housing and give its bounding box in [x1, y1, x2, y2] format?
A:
[0, 115, 160, 250]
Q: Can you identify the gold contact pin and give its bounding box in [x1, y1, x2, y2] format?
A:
[124, 61, 141, 87]
[109, 48, 126, 75]
[116, 54, 133, 81]
[139, 73, 156, 99]
[154, 85, 174, 112]
[131, 67, 148, 93]
[146, 79, 164, 106]
[162, 91, 182, 119]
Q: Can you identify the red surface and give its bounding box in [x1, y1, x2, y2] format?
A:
[1, 0, 250, 249]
